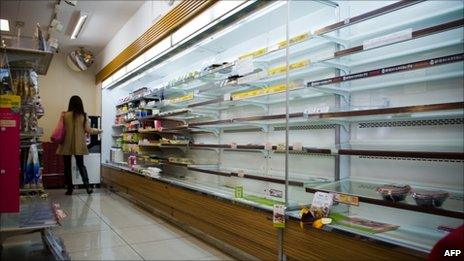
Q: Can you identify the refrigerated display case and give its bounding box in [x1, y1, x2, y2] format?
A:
[100, 1, 463, 258]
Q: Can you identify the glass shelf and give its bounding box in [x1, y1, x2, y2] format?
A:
[157, 42, 463, 113]
[188, 102, 464, 132]
[188, 165, 331, 188]
[328, 212, 449, 253]
[307, 178, 463, 219]
[253, 36, 334, 64]
[1, 47, 53, 75]
[324, 1, 463, 44]
[165, 62, 235, 90]
[127, 17, 463, 116]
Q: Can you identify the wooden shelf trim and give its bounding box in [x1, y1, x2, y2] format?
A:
[314, 0, 425, 35]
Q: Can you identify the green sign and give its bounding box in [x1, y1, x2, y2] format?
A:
[234, 186, 243, 198]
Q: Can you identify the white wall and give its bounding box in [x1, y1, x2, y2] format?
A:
[95, 0, 178, 71]
[38, 53, 101, 142]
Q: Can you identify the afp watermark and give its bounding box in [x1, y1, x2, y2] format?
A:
[444, 250, 461, 257]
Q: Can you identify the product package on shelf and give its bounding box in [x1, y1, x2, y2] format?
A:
[10, 69, 44, 189]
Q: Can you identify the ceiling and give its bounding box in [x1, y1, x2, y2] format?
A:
[0, 0, 144, 54]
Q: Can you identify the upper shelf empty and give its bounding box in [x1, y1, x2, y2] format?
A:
[1, 47, 54, 75]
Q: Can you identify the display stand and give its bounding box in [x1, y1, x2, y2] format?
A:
[0, 198, 69, 260]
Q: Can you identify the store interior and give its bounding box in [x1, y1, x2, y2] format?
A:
[1, 1, 463, 260]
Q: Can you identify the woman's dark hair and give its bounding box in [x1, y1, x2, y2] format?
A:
[68, 95, 87, 127]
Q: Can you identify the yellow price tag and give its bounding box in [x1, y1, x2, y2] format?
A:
[0, 95, 21, 109]
[239, 48, 267, 60]
[290, 33, 310, 45]
[169, 92, 194, 104]
[268, 65, 287, 76]
[277, 32, 311, 49]
[266, 84, 287, 94]
[289, 59, 310, 70]
[278, 40, 288, 49]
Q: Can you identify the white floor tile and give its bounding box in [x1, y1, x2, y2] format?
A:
[131, 236, 223, 260]
[69, 245, 142, 260]
[115, 223, 189, 244]
[59, 230, 126, 252]
[43, 189, 233, 260]
[53, 217, 111, 235]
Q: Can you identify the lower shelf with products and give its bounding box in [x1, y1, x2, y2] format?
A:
[101, 164, 425, 260]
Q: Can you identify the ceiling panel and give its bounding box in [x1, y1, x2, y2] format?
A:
[0, 0, 144, 54]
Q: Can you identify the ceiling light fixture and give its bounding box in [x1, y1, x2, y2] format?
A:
[70, 13, 88, 39]
[0, 19, 10, 31]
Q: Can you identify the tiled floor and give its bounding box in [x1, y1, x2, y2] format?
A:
[5, 189, 233, 260]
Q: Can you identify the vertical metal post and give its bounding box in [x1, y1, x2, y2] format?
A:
[334, 5, 342, 181]
[278, 1, 290, 261]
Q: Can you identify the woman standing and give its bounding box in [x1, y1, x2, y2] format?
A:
[57, 95, 102, 195]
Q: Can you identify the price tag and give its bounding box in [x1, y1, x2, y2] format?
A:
[237, 170, 245, 178]
[289, 32, 310, 45]
[264, 142, 273, 151]
[276, 143, 285, 151]
[268, 65, 287, 76]
[289, 59, 310, 70]
[332, 193, 359, 206]
[0, 95, 21, 109]
[239, 48, 266, 60]
[273, 204, 286, 228]
[223, 93, 231, 101]
[234, 186, 244, 198]
[230, 142, 237, 149]
[305, 105, 330, 114]
[269, 189, 283, 198]
[292, 142, 303, 151]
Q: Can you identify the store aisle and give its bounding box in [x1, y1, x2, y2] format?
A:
[47, 189, 233, 260]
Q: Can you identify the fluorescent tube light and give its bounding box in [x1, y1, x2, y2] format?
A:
[0, 19, 9, 31]
[71, 14, 88, 39]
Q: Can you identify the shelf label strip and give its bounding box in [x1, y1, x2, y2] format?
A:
[308, 53, 464, 88]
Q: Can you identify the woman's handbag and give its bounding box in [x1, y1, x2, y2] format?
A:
[50, 112, 66, 144]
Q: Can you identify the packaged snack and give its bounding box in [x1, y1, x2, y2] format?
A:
[377, 184, 411, 202]
[411, 189, 449, 207]
[310, 192, 334, 219]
